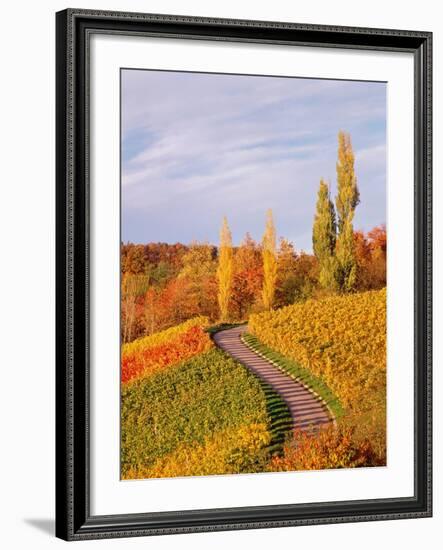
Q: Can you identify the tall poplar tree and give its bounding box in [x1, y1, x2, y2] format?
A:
[261, 209, 278, 310]
[335, 131, 359, 292]
[217, 217, 233, 321]
[312, 179, 337, 290]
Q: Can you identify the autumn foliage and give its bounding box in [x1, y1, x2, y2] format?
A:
[121, 225, 385, 344]
[121, 317, 213, 384]
[124, 423, 272, 479]
[249, 288, 387, 464]
[217, 217, 234, 321]
[261, 209, 278, 310]
[270, 425, 382, 472]
[354, 225, 387, 290]
[249, 289, 386, 413]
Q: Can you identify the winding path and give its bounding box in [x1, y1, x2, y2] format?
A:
[213, 325, 331, 432]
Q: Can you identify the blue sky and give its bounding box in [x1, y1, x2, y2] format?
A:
[121, 69, 386, 252]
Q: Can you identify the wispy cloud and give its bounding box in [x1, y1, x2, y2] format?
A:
[122, 70, 386, 251]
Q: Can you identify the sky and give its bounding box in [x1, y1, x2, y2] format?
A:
[121, 69, 386, 252]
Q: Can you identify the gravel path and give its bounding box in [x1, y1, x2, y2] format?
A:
[213, 325, 331, 432]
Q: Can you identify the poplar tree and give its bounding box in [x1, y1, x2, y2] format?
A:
[261, 209, 278, 310]
[312, 179, 337, 290]
[336, 217, 357, 292]
[217, 217, 233, 321]
[335, 131, 359, 292]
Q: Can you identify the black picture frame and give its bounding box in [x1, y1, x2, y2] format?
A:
[55, 8, 432, 541]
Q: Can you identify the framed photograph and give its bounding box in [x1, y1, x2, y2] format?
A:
[55, 9, 432, 541]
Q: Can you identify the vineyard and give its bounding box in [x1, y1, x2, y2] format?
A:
[121, 348, 291, 479]
[249, 288, 386, 467]
[121, 289, 387, 478]
[121, 317, 213, 383]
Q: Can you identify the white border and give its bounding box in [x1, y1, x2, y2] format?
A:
[90, 34, 414, 516]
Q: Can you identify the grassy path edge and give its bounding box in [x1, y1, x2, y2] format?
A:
[241, 332, 343, 424]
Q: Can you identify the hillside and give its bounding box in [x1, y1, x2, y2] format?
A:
[249, 288, 387, 465]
